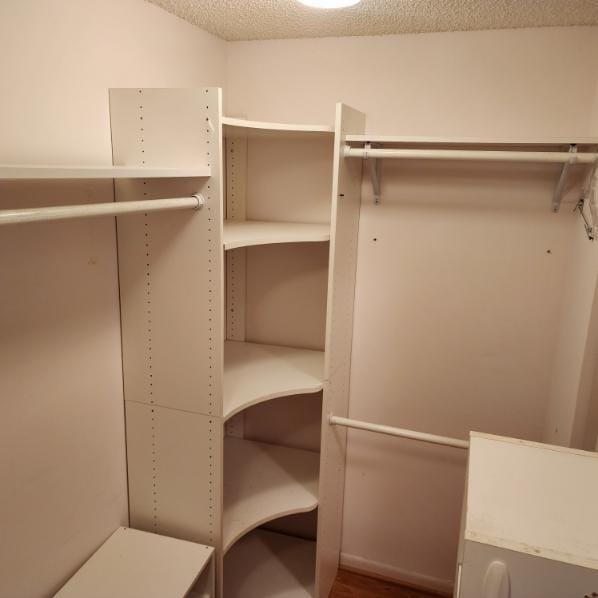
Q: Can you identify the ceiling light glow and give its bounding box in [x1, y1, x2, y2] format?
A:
[297, 0, 361, 8]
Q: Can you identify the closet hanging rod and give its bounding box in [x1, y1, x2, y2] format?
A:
[0, 194, 204, 226]
[328, 415, 469, 450]
[343, 146, 598, 164]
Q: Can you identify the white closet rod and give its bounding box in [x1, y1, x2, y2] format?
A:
[0, 194, 204, 226]
[329, 415, 469, 450]
[343, 146, 598, 164]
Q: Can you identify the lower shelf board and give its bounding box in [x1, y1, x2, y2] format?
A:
[54, 527, 213, 598]
[223, 437, 320, 553]
[224, 529, 316, 598]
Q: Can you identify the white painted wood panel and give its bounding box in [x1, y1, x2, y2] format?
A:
[126, 401, 222, 548]
[223, 220, 330, 249]
[223, 437, 319, 553]
[223, 340, 324, 419]
[245, 243, 330, 351]
[316, 103, 365, 598]
[0, 165, 210, 179]
[223, 116, 332, 136]
[110, 88, 212, 170]
[243, 392, 323, 453]
[345, 135, 598, 146]
[224, 530, 316, 598]
[55, 527, 214, 598]
[245, 136, 334, 225]
[114, 88, 224, 416]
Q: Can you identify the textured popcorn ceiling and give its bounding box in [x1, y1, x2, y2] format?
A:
[147, 0, 598, 41]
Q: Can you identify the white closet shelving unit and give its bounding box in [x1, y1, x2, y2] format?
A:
[218, 109, 364, 598]
[5, 87, 598, 598]
[115, 93, 365, 598]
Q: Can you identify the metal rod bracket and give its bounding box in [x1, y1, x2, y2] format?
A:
[364, 143, 381, 204]
[552, 145, 577, 213]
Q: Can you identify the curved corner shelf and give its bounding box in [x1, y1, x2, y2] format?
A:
[224, 529, 315, 598]
[0, 165, 211, 180]
[223, 341, 325, 420]
[223, 220, 330, 250]
[223, 437, 319, 554]
[222, 116, 333, 138]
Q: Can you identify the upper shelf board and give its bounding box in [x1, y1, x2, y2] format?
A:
[0, 165, 211, 180]
[223, 437, 320, 554]
[223, 220, 330, 250]
[222, 116, 333, 138]
[345, 135, 598, 148]
[54, 527, 214, 598]
[224, 530, 315, 598]
[223, 340, 325, 420]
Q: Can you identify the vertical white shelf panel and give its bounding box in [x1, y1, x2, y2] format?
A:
[55, 527, 214, 598]
[113, 88, 224, 417]
[125, 401, 222, 545]
[225, 530, 316, 598]
[315, 103, 365, 598]
[114, 88, 225, 563]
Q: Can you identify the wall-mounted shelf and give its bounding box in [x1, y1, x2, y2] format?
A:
[223, 341, 325, 420]
[344, 135, 598, 146]
[222, 116, 333, 138]
[55, 527, 214, 598]
[0, 165, 211, 180]
[223, 220, 330, 250]
[225, 529, 315, 598]
[223, 437, 319, 553]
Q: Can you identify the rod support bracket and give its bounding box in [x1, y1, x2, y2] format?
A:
[364, 143, 381, 204]
[552, 145, 577, 213]
[192, 193, 205, 210]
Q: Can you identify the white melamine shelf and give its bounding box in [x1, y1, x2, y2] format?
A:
[345, 135, 598, 146]
[223, 220, 330, 250]
[222, 116, 333, 137]
[54, 527, 214, 598]
[223, 341, 325, 420]
[223, 437, 319, 553]
[225, 529, 315, 598]
[0, 165, 211, 179]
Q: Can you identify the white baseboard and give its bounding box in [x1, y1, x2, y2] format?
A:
[340, 552, 454, 596]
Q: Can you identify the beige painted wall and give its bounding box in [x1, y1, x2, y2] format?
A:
[227, 26, 598, 591]
[0, 1, 225, 597]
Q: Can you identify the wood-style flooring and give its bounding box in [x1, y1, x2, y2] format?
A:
[330, 569, 443, 598]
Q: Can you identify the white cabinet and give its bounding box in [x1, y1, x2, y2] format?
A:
[456, 433, 598, 598]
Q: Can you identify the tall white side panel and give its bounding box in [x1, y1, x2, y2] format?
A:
[112, 88, 224, 417]
[112, 88, 225, 555]
[316, 104, 365, 597]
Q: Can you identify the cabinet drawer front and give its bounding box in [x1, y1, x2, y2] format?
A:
[459, 541, 598, 598]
